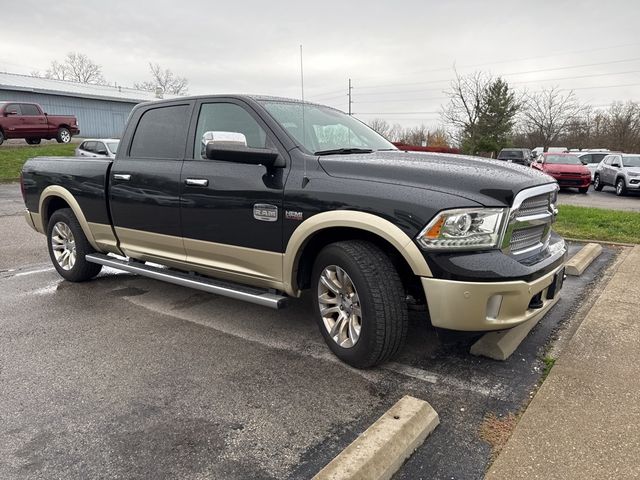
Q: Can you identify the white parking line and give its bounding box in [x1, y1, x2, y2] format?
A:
[13, 267, 55, 277]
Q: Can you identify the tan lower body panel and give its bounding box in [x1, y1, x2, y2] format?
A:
[114, 226, 285, 291]
[88, 222, 122, 255]
[421, 264, 564, 331]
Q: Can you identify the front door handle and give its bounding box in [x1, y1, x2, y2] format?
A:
[113, 173, 131, 181]
[185, 178, 209, 187]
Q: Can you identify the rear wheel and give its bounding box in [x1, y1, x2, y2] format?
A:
[56, 127, 71, 143]
[26, 138, 41, 145]
[0, 130, 4, 145]
[593, 174, 603, 191]
[311, 240, 408, 368]
[47, 208, 102, 282]
[616, 178, 627, 196]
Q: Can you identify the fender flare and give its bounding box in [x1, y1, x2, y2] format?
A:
[38, 185, 100, 251]
[283, 210, 432, 295]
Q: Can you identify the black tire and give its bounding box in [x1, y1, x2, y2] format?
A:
[26, 138, 41, 145]
[578, 187, 589, 194]
[47, 208, 102, 282]
[593, 174, 603, 191]
[56, 127, 71, 143]
[311, 240, 408, 368]
[0, 130, 4, 145]
[616, 178, 627, 196]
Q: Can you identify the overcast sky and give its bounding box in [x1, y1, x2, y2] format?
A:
[2, 0, 639, 127]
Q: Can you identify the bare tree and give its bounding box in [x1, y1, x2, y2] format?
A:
[441, 70, 491, 151]
[368, 118, 391, 138]
[135, 63, 189, 96]
[43, 52, 107, 84]
[521, 87, 585, 149]
[602, 101, 640, 152]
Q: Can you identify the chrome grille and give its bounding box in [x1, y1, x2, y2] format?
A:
[510, 225, 546, 252]
[518, 193, 551, 217]
[503, 184, 558, 258]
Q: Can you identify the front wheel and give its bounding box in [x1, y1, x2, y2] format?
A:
[616, 178, 627, 196]
[593, 174, 603, 191]
[47, 208, 102, 282]
[311, 240, 408, 368]
[56, 127, 71, 143]
[0, 130, 4, 145]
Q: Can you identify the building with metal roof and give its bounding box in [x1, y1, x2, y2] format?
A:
[0, 72, 167, 138]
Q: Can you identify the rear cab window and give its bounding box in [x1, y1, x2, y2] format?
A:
[129, 104, 191, 159]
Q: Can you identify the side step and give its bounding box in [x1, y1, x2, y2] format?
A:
[85, 253, 289, 309]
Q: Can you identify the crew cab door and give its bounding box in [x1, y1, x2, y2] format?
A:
[109, 102, 193, 263]
[19, 103, 47, 136]
[2, 103, 23, 137]
[179, 100, 288, 285]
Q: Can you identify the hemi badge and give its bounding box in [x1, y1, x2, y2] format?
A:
[285, 210, 304, 221]
[253, 204, 278, 222]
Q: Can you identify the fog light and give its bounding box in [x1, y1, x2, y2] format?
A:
[486, 295, 503, 320]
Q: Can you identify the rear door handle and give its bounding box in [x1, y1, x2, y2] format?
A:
[113, 173, 131, 181]
[185, 178, 209, 187]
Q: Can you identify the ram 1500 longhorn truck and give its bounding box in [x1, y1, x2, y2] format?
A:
[0, 102, 79, 145]
[21, 95, 567, 368]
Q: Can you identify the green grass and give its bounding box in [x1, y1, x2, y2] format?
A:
[555, 205, 640, 244]
[0, 143, 76, 182]
[541, 356, 556, 380]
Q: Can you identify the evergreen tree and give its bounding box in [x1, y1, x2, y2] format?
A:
[474, 78, 519, 154]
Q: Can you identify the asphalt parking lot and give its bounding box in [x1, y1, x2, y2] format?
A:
[0, 182, 618, 479]
[557, 184, 640, 212]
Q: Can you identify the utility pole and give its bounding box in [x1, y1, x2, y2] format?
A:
[348, 78, 353, 115]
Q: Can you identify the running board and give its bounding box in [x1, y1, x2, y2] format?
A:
[85, 253, 289, 309]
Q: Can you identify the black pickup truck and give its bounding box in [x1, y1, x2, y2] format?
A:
[21, 95, 567, 367]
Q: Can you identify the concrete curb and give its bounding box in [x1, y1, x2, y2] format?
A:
[312, 395, 439, 480]
[565, 242, 603, 276]
[564, 237, 636, 248]
[470, 296, 560, 361]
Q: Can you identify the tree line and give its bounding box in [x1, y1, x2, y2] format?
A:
[31, 52, 189, 96]
[368, 70, 640, 155]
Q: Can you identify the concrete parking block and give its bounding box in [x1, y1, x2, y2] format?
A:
[312, 395, 439, 480]
[470, 296, 560, 361]
[565, 242, 603, 276]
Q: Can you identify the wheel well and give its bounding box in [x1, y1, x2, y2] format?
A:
[295, 227, 424, 301]
[58, 124, 71, 131]
[43, 196, 71, 228]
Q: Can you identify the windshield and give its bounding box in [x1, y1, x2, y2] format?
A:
[498, 150, 523, 160]
[259, 101, 395, 154]
[622, 156, 640, 167]
[545, 155, 582, 165]
[106, 141, 119, 153]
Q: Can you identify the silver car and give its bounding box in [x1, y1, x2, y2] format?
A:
[577, 151, 614, 181]
[75, 139, 119, 158]
[594, 153, 640, 196]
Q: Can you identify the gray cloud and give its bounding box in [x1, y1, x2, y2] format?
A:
[2, 0, 639, 127]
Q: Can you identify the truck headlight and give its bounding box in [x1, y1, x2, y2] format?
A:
[416, 208, 506, 250]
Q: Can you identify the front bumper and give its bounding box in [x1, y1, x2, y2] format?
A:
[549, 174, 590, 188]
[626, 177, 640, 189]
[421, 262, 565, 331]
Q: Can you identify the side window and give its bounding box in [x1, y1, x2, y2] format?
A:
[95, 142, 107, 154]
[592, 154, 606, 164]
[5, 103, 21, 115]
[84, 141, 97, 152]
[20, 104, 40, 115]
[579, 154, 591, 164]
[194, 103, 267, 159]
[130, 104, 190, 159]
[603, 156, 611, 165]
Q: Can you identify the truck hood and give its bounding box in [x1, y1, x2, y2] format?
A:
[318, 151, 553, 207]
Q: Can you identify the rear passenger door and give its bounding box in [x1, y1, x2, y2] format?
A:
[110, 102, 193, 262]
[19, 103, 47, 136]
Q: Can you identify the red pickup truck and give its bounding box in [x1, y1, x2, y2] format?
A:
[0, 102, 79, 145]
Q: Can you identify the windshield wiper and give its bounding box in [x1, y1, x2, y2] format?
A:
[314, 148, 374, 156]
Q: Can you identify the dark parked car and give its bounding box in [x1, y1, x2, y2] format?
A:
[0, 102, 79, 145]
[20, 95, 567, 367]
[497, 148, 533, 166]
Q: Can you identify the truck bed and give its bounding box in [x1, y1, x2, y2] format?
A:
[22, 156, 114, 227]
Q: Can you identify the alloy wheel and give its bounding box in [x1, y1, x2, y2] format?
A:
[51, 221, 76, 270]
[317, 265, 362, 348]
